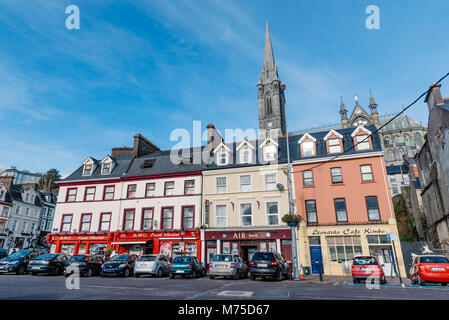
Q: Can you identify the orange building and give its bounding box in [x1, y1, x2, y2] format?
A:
[290, 126, 406, 277]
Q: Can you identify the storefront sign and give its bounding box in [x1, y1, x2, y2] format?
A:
[311, 227, 387, 236]
[118, 231, 198, 240]
[205, 229, 290, 241]
[50, 234, 109, 242]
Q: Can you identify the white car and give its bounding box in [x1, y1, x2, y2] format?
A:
[134, 254, 170, 278]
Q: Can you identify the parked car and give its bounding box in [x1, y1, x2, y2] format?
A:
[134, 254, 170, 278]
[351, 256, 386, 284]
[0, 249, 46, 275]
[169, 255, 205, 278]
[101, 254, 137, 277]
[409, 255, 449, 286]
[64, 254, 104, 277]
[0, 249, 8, 259]
[208, 254, 248, 280]
[28, 253, 70, 276]
[249, 252, 290, 281]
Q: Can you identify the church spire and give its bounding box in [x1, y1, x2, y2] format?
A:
[261, 21, 278, 84]
[340, 96, 349, 129]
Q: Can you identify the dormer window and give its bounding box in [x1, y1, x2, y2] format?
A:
[236, 139, 255, 164]
[214, 142, 231, 166]
[83, 164, 93, 176]
[100, 155, 116, 175]
[82, 156, 98, 176]
[324, 129, 343, 154]
[298, 133, 316, 157]
[260, 137, 279, 162]
[102, 163, 111, 175]
[351, 126, 372, 151]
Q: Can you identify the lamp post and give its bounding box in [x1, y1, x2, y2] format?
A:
[180, 229, 185, 256]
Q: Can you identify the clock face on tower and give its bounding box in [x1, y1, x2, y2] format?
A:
[267, 122, 273, 128]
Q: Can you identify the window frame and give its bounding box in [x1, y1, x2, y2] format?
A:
[65, 188, 77, 202]
[160, 206, 174, 230]
[327, 138, 342, 154]
[266, 202, 279, 226]
[366, 196, 381, 221]
[164, 181, 175, 196]
[99, 212, 112, 232]
[184, 180, 195, 195]
[334, 198, 348, 222]
[60, 214, 73, 233]
[83, 163, 93, 176]
[240, 203, 253, 227]
[215, 204, 227, 228]
[216, 177, 227, 193]
[101, 162, 112, 175]
[126, 184, 137, 199]
[301, 141, 316, 157]
[355, 134, 371, 151]
[303, 170, 314, 187]
[181, 205, 195, 230]
[330, 167, 343, 184]
[264, 173, 277, 190]
[84, 186, 96, 201]
[141, 207, 154, 230]
[240, 175, 251, 192]
[103, 185, 115, 201]
[305, 200, 318, 223]
[360, 164, 374, 182]
[122, 208, 135, 231]
[145, 183, 156, 198]
[79, 213, 92, 232]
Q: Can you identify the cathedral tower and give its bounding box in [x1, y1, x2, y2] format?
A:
[257, 22, 287, 139]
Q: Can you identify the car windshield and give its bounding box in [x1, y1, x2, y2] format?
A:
[138, 256, 156, 261]
[70, 255, 88, 262]
[7, 250, 32, 259]
[252, 252, 275, 262]
[173, 256, 192, 264]
[212, 255, 233, 262]
[421, 256, 449, 263]
[35, 254, 58, 260]
[353, 257, 378, 265]
[108, 255, 129, 261]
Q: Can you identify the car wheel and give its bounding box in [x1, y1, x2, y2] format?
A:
[31, 272, 37, 276]
[124, 269, 130, 277]
[134, 273, 140, 278]
[442, 283, 448, 286]
[170, 274, 175, 279]
[209, 275, 215, 280]
[276, 270, 282, 281]
[250, 275, 256, 281]
[380, 276, 387, 285]
[234, 270, 240, 280]
[87, 269, 93, 277]
[353, 278, 359, 284]
[192, 270, 197, 279]
[418, 275, 425, 286]
[157, 268, 163, 278]
[16, 265, 26, 275]
[201, 269, 206, 277]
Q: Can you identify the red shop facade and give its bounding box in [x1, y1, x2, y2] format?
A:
[47, 233, 111, 256]
[110, 230, 201, 259]
[204, 228, 292, 264]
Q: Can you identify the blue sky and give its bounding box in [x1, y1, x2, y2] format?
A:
[0, 0, 448, 177]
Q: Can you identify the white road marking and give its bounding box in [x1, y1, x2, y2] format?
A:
[217, 291, 254, 297]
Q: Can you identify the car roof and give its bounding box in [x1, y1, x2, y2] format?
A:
[417, 255, 448, 258]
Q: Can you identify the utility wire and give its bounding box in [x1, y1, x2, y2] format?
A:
[295, 72, 449, 174]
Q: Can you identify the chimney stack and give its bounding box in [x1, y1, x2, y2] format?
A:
[425, 83, 444, 112]
[133, 134, 160, 158]
[0, 176, 14, 191]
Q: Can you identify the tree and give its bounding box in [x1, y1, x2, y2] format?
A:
[38, 169, 61, 192]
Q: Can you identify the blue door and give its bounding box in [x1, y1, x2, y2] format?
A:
[310, 246, 324, 274]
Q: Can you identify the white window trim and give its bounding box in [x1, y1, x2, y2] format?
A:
[264, 173, 277, 191]
[215, 204, 227, 228]
[216, 177, 227, 193]
[240, 203, 253, 227]
[213, 142, 232, 166]
[240, 175, 252, 192]
[236, 140, 255, 164]
[266, 202, 280, 226]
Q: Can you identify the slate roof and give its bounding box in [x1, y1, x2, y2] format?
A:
[10, 186, 42, 206]
[60, 125, 382, 182]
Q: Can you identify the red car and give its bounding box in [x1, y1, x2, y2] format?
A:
[409, 255, 449, 286]
[351, 256, 386, 284]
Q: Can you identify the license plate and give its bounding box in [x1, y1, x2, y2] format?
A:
[431, 267, 445, 271]
[176, 270, 183, 273]
[258, 263, 268, 268]
[360, 267, 369, 271]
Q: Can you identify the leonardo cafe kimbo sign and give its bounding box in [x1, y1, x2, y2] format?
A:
[310, 227, 387, 236]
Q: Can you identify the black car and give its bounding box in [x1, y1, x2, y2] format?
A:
[28, 253, 70, 276]
[101, 254, 137, 277]
[0, 249, 8, 259]
[65, 254, 104, 277]
[0, 249, 46, 275]
[249, 252, 290, 281]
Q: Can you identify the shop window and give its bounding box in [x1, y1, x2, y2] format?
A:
[103, 186, 114, 200]
[367, 235, 390, 244]
[240, 203, 252, 226]
[330, 167, 343, 184]
[223, 241, 231, 254]
[308, 237, 321, 245]
[80, 214, 92, 232]
[361, 165, 374, 182]
[61, 214, 73, 232]
[216, 205, 227, 227]
[66, 188, 77, 202]
[366, 196, 380, 221]
[216, 177, 227, 193]
[61, 244, 75, 255]
[326, 236, 362, 263]
[142, 208, 154, 230]
[266, 202, 279, 225]
[123, 209, 135, 231]
[90, 243, 107, 255]
[161, 207, 173, 230]
[334, 198, 348, 222]
[303, 170, 314, 186]
[99, 213, 111, 231]
[184, 180, 195, 195]
[127, 184, 137, 199]
[240, 175, 251, 192]
[145, 183, 155, 197]
[264, 173, 276, 190]
[84, 187, 95, 201]
[182, 206, 194, 229]
[305, 200, 317, 223]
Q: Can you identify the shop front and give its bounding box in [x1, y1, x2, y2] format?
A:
[47, 233, 111, 256]
[110, 230, 201, 259]
[297, 224, 406, 277]
[204, 228, 292, 265]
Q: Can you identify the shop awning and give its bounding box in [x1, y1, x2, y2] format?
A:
[110, 241, 146, 245]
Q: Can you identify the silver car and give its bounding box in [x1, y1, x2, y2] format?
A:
[134, 254, 170, 278]
[208, 254, 248, 280]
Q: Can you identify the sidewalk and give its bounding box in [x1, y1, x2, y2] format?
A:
[302, 274, 410, 285]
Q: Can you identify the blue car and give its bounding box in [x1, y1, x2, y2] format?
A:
[169, 256, 205, 279]
[101, 254, 137, 277]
